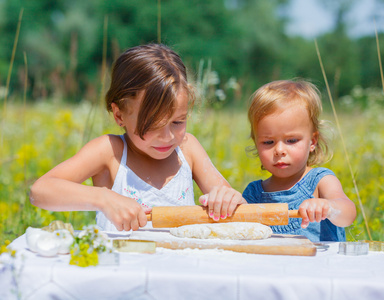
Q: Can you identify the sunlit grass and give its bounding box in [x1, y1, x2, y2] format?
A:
[1, 89, 383, 243]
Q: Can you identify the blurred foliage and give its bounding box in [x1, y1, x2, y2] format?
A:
[0, 0, 384, 106]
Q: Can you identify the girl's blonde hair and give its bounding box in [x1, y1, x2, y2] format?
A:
[247, 79, 332, 166]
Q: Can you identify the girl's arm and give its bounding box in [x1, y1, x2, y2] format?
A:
[181, 133, 246, 221]
[29, 135, 147, 231]
[298, 174, 356, 228]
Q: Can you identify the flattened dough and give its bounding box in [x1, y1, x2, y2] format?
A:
[169, 222, 272, 240]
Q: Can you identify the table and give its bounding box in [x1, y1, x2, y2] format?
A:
[1, 230, 384, 300]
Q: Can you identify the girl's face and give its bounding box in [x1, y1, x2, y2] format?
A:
[113, 90, 189, 160]
[255, 105, 318, 180]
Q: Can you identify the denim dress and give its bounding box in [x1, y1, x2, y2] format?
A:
[242, 168, 346, 242]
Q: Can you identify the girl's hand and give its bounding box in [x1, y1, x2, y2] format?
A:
[100, 189, 148, 231]
[198, 186, 247, 221]
[298, 198, 330, 229]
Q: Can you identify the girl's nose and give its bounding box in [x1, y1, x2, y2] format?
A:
[274, 142, 286, 156]
[158, 124, 174, 140]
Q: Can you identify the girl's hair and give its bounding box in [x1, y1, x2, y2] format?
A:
[106, 43, 195, 139]
[247, 79, 332, 166]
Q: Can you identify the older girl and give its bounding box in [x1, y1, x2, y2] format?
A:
[30, 44, 246, 232]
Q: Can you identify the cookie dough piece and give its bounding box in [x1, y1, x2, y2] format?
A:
[169, 222, 272, 240]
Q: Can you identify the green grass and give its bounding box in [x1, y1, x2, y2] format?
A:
[1, 89, 383, 243]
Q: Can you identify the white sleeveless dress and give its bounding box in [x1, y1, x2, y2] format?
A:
[96, 135, 195, 231]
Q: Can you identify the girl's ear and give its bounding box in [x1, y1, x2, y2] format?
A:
[310, 131, 319, 152]
[111, 103, 124, 127]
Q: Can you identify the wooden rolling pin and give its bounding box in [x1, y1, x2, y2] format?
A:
[146, 203, 301, 228]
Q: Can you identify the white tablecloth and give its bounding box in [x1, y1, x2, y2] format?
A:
[1, 231, 384, 300]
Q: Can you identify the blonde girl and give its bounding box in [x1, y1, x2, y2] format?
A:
[243, 80, 356, 241]
[30, 44, 246, 232]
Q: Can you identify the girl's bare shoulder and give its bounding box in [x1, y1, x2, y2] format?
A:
[180, 133, 207, 168]
[180, 133, 202, 152]
[79, 134, 124, 163]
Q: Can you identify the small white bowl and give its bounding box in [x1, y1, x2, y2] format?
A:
[26, 227, 51, 253]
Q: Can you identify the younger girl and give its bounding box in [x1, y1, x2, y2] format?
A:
[243, 80, 356, 241]
[30, 44, 246, 232]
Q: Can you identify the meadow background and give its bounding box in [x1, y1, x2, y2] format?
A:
[1, 0, 384, 243]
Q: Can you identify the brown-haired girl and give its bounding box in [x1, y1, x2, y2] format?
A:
[243, 79, 356, 241]
[30, 44, 246, 232]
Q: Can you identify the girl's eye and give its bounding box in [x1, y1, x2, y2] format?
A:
[287, 139, 298, 144]
[263, 141, 273, 145]
[173, 121, 185, 125]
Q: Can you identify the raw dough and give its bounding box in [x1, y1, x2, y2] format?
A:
[169, 222, 272, 240]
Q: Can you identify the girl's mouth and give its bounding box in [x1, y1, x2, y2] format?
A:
[274, 162, 289, 168]
[154, 145, 173, 152]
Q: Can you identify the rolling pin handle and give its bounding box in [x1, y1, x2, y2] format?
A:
[146, 214, 152, 221]
[289, 210, 301, 218]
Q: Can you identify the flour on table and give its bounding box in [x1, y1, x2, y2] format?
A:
[169, 222, 272, 240]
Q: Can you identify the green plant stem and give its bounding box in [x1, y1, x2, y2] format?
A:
[1, 8, 23, 154]
[23, 52, 28, 188]
[3, 8, 23, 113]
[315, 39, 372, 241]
[374, 19, 384, 94]
[100, 15, 108, 111]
